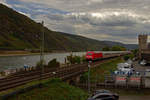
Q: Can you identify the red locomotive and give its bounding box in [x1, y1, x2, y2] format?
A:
[86, 51, 103, 61]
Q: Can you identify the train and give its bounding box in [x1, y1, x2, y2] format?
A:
[86, 51, 103, 61]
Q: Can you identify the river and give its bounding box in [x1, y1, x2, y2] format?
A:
[0, 51, 127, 71]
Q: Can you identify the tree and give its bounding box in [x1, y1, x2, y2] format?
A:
[131, 49, 138, 57]
[124, 55, 130, 61]
[74, 56, 81, 64]
[47, 58, 60, 68]
[67, 54, 81, 64]
[102, 46, 110, 51]
[111, 46, 126, 51]
[67, 54, 74, 64]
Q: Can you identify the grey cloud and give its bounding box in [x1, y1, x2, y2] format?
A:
[46, 14, 65, 21]
[32, 10, 150, 43]
[66, 11, 148, 27]
[5, 0, 150, 43]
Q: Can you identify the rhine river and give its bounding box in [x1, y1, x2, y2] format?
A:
[0, 51, 126, 71]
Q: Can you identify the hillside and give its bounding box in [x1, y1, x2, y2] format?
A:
[102, 41, 138, 50]
[0, 4, 137, 52]
[0, 4, 107, 52]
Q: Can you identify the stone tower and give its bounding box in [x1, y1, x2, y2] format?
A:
[138, 34, 148, 59]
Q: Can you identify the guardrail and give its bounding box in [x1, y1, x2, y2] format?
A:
[77, 75, 150, 89]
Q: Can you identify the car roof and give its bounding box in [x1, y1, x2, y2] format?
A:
[95, 90, 111, 94]
[92, 93, 114, 99]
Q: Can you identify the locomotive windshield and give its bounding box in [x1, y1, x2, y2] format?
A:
[87, 53, 92, 55]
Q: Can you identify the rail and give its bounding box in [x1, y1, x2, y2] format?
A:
[0, 53, 128, 92]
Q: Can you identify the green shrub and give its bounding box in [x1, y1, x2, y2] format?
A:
[124, 55, 130, 61]
[81, 55, 86, 63]
[74, 56, 81, 64]
[129, 54, 134, 59]
[80, 72, 88, 83]
[102, 46, 110, 51]
[111, 45, 126, 51]
[47, 58, 60, 68]
[131, 49, 138, 57]
[48, 78, 62, 83]
[67, 54, 81, 64]
[67, 54, 75, 64]
[124, 54, 134, 61]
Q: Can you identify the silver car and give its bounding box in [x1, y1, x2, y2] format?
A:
[87, 90, 119, 100]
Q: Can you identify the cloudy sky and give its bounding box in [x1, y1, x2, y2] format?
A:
[1, 0, 150, 44]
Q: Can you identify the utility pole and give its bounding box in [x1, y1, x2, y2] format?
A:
[40, 21, 45, 86]
[88, 61, 92, 95]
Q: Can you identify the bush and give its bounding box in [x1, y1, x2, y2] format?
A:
[47, 58, 60, 68]
[67, 54, 73, 64]
[124, 55, 130, 61]
[124, 54, 134, 61]
[102, 46, 110, 51]
[124, 55, 129, 61]
[81, 55, 86, 63]
[111, 45, 126, 51]
[48, 78, 62, 83]
[129, 54, 134, 59]
[74, 56, 81, 64]
[80, 72, 88, 83]
[67, 54, 81, 64]
[131, 49, 138, 57]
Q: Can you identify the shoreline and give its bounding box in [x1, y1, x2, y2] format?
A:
[0, 50, 77, 57]
[0, 50, 128, 57]
[0, 53, 40, 57]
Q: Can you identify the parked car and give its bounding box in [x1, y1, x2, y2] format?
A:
[140, 60, 146, 66]
[117, 62, 131, 70]
[120, 66, 133, 74]
[117, 61, 134, 75]
[87, 90, 119, 100]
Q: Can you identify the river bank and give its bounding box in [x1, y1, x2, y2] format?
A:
[0, 50, 38, 57]
[0, 51, 128, 71]
[0, 50, 69, 57]
[0, 52, 86, 71]
[0, 50, 129, 57]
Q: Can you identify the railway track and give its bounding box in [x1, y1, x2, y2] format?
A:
[0, 53, 127, 92]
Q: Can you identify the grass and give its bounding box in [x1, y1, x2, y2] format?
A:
[91, 57, 124, 82]
[0, 79, 50, 96]
[80, 57, 124, 83]
[80, 56, 150, 96]
[5, 79, 88, 100]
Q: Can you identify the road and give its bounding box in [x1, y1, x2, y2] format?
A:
[120, 96, 150, 100]
[133, 61, 149, 71]
[120, 61, 150, 100]
[132, 61, 150, 75]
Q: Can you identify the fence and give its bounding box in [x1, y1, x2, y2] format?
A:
[77, 74, 150, 90]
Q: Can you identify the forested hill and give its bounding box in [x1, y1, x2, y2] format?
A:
[0, 4, 137, 52]
[102, 41, 138, 50]
[0, 4, 108, 51]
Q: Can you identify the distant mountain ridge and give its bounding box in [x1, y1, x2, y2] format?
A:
[0, 4, 138, 51]
[102, 41, 138, 50]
